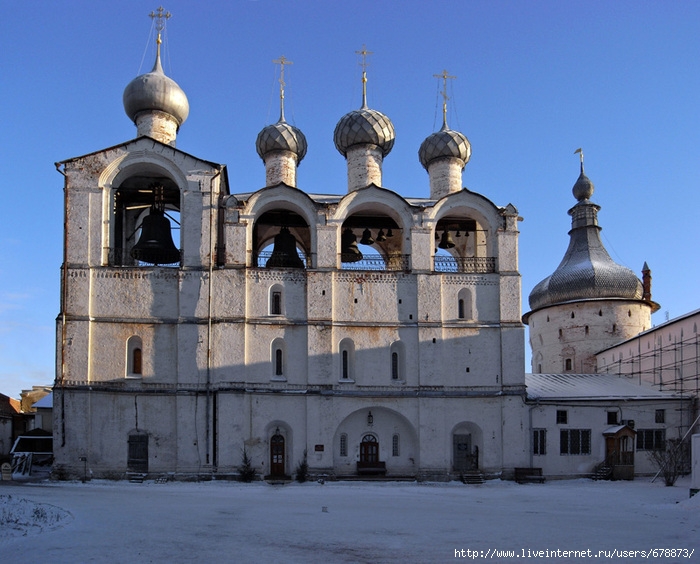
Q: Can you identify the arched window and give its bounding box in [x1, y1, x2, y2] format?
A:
[271, 338, 286, 380]
[112, 181, 181, 267]
[126, 336, 143, 378]
[457, 288, 473, 320]
[339, 338, 355, 381]
[390, 341, 405, 381]
[392, 434, 400, 457]
[269, 284, 284, 316]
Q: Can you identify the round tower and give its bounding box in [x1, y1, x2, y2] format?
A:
[256, 56, 307, 187]
[418, 70, 471, 199]
[123, 12, 189, 146]
[522, 152, 660, 374]
[333, 47, 395, 192]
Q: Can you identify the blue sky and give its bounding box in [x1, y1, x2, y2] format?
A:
[1, 1, 698, 397]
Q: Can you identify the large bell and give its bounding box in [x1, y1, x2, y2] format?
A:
[131, 208, 180, 265]
[341, 228, 363, 262]
[438, 230, 456, 249]
[266, 227, 305, 268]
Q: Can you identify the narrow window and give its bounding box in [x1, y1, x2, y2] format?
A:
[655, 409, 665, 424]
[565, 358, 572, 371]
[391, 352, 399, 380]
[271, 291, 282, 315]
[342, 350, 349, 379]
[275, 348, 283, 376]
[607, 411, 618, 425]
[556, 410, 568, 424]
[339, 433, 348, 457]
[132, 348, 142, 375]
[126, 336, 143, 378]
[533, 429, 546, 455]
[392, 434, 400, 457]
[458, 299, 465, 319]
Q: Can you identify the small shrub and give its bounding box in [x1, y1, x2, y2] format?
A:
[295, 450, 309, 483]
[238, 448, 256, 483]
[648, 439, 686, 486]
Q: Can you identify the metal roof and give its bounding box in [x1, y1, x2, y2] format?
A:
[525, 373, 685, 401]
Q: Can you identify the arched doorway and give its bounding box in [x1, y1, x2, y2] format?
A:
[360, 434, 379, 464]
[270, 431, 286, 477]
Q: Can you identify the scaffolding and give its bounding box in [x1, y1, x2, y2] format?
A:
[599, 331, 700, 441]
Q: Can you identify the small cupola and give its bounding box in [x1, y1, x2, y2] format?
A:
[418, 70, 471, 200]
[333, 46, 395, 192]
[255, 56, 307, 187]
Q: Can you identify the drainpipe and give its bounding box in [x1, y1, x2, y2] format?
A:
[205, 166, 223, 469]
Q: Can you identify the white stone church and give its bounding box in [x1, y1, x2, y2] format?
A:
[52, 20, 695, 481]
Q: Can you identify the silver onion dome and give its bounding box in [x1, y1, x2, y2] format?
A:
[333, 107, 395, 158]
[123, 49, 189, 127]
[418, 124, 471, 170]
[528, 168, 642, 312]
[256, 120, 308, 163]
[572, 168, 595, 201]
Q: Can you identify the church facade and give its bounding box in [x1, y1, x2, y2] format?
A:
[52, 31, 528, 480]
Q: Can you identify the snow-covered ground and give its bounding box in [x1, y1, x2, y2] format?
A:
[0, 477, 697, 563]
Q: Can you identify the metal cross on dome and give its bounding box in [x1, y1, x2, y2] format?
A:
[149, 6, 171, 33]
[434, 69, 456, 128]
[356, 45, 373, 109]
[273, 56, 293, 122]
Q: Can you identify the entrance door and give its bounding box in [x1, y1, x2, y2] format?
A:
[270, 432, 285, 477]
[360, 434, 379, 463]
[127, 432, 148, 473]
[453, 434, 477, 471]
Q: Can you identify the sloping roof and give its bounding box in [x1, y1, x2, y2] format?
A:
[33, 392, 53, 409]
[525, 373, 685, 401]
[0, 393, 21, 417]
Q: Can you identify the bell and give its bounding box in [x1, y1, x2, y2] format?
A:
[438, 230, 455, 249]
[131, 208, 180, 265]
[386, 228, 394, 238]
[266, 227, 305, 268]
[341, 228, 363, 262]
[376, 228, 387, 242]
[360, 228, 375, 245]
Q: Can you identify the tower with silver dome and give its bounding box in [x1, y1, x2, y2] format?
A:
[333, 47, 395, 192]
[523, 151, 659, 374]
[122, 9, 189, 146]
[418, 70, 471, 199]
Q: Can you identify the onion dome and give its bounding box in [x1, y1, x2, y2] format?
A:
[528, 164, 643, 312]
[572, 167, 595, 201]
[123, 43, 189, 128]
[418, 123, 471, 170]
[334, 106, 395, 157]
[256, 119, 307, 163]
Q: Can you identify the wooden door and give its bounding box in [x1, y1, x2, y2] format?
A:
[360, 434, 379, 463]
[127, 433, 148, 473]
[270, 433, 285, 477]
[453, 434, 477, 471]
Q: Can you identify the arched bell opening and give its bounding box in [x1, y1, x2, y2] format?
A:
[254, 210, 309, 269]
[112, 177, 181, 267]
[433, 215, 494, 273]
[340, 212, 405, 271]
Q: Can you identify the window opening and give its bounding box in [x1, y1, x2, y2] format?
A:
[533, 429, 546, 455]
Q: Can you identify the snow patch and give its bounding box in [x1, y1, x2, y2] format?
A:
[0, 494, 72, 539]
